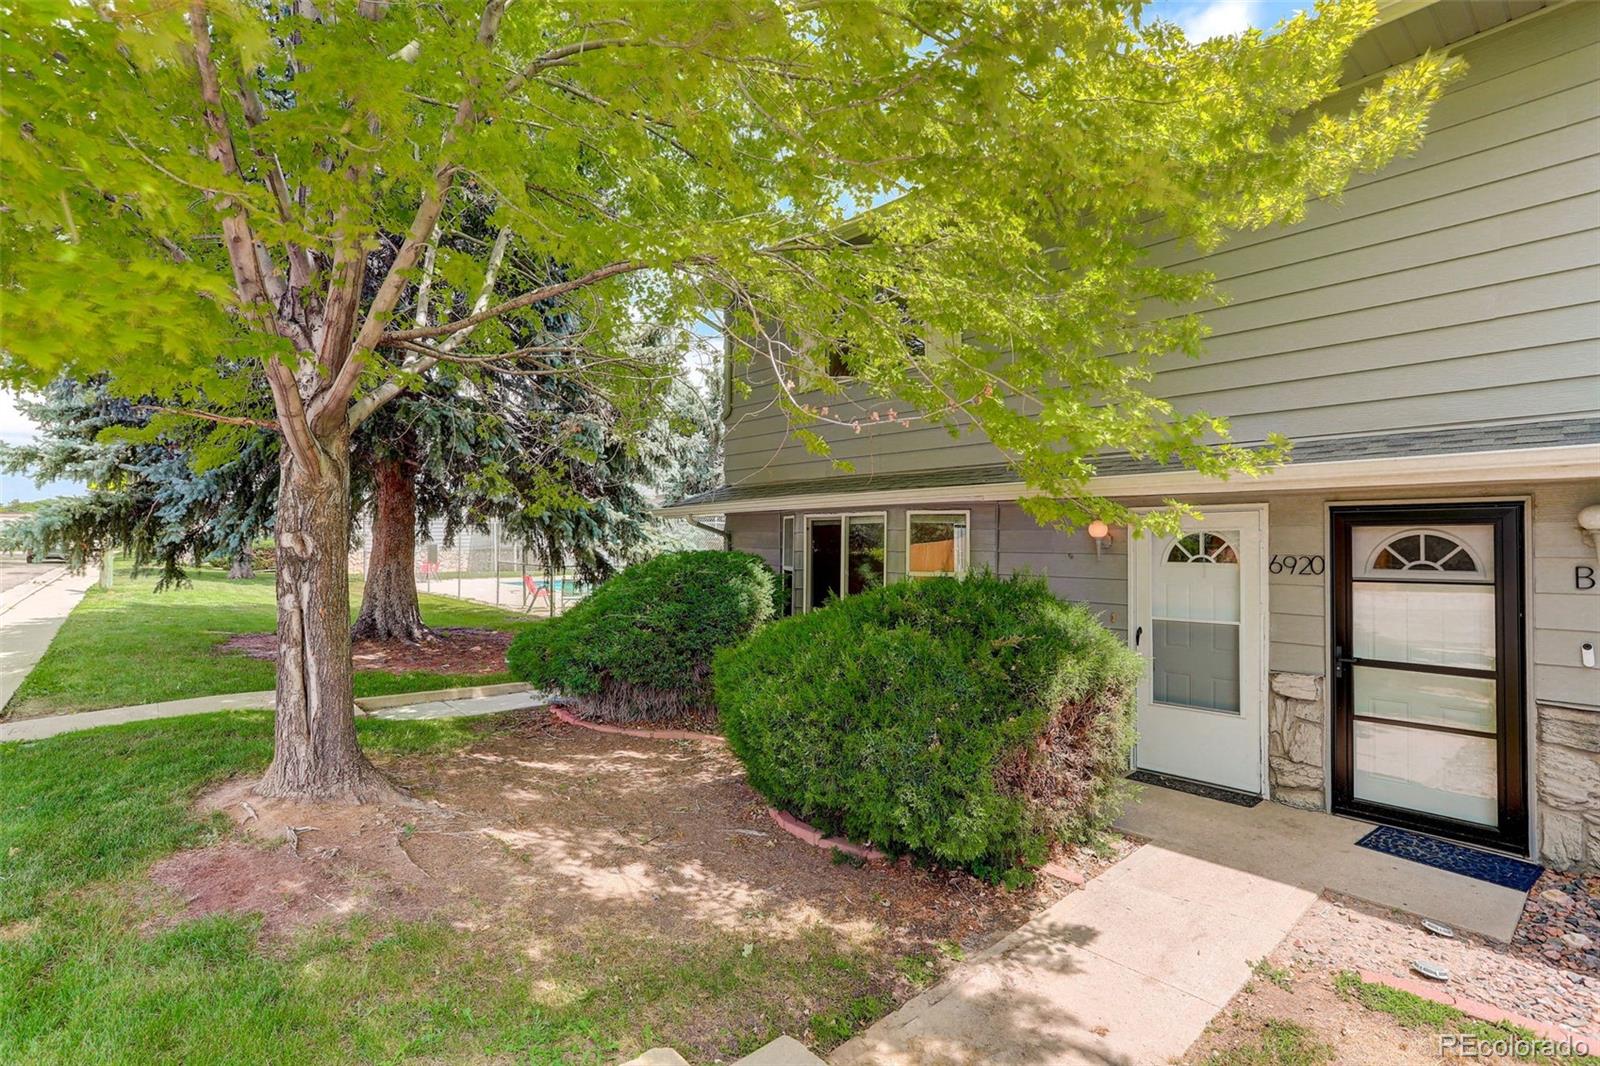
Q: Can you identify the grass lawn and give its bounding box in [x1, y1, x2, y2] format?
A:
[0, 714, 909, 1064]
[3, 568, 535, 720]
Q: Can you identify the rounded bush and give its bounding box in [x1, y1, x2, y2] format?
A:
[508, 550, 777, 723]
[714, 573, 1140, 878]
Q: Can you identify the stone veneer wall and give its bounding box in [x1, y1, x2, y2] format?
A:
[1537, 702, 1600, 871]
[1268, 671, 1326, 811]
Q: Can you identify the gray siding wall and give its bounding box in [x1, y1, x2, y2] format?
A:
[728, 478, 1600, 710]
[724, 3, 1600, 487]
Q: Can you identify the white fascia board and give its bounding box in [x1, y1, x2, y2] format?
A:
[655, 443, 1600, 517]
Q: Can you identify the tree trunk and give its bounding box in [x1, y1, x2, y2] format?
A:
[228, 553, 254, 580]
[257, 428, 386, 800]
[351, 452, 431, 643]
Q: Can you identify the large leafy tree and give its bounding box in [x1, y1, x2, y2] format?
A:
[1, 0, 1454, 798]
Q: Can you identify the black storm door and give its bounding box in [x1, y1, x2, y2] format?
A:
[1330, 503, 1527, 854]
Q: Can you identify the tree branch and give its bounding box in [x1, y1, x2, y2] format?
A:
[136, 405, 281, 432]
[316, 0, 510, 433]
[379, 259, 648, 345]
[188, 0, 320, 473]
[347, 224, 513, 429]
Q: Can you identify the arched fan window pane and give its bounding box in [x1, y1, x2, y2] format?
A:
[1369, 530, 1482, 576]
[1167, 532, 1238, 565]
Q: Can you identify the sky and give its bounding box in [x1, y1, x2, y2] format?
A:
[0, 0, 1306, 504]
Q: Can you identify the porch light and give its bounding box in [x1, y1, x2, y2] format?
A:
[1580, 504, 1600, 565]
[1087, 519, 1111, 559]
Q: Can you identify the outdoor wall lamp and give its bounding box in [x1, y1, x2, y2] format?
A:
[1087, 519, 1111, 559]
[1579, 504, 1600, 565]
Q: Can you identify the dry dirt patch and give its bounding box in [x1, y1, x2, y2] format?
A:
[165, 707, 1097, 962]
[221, 626, 511, 675]
[1184, 965, 1531, 1065]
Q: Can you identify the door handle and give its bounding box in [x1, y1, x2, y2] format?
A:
[1334, 645, 1356, 679]
[1134, 625, 1143, 649]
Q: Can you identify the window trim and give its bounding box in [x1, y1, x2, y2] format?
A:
[801, 511, 888, 611]
[905, 509, 971, 579]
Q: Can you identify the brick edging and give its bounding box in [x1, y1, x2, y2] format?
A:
[1356, 969, 1600, 1047]
[549, 703, 727, 745]
[765, 807, 891, 863]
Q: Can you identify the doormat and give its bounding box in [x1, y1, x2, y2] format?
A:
[1355, 825, 1543, 892]
[1128, 769, 1262, 808]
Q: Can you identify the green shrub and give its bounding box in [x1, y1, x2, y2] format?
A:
[508, 550, 776, 722]
[715, 573, 1140, 878]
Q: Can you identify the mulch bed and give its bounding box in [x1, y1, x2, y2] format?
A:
[1513, 870, 1600, 974]
[221, 627, 512, 675]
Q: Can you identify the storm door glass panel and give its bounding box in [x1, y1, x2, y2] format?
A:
[1152, 531, 1241, 714]
[1349, 523, 1498, 826]
[845, 517, 886, 595]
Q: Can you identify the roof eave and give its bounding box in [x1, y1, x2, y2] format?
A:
[656, 443, 1600, 517]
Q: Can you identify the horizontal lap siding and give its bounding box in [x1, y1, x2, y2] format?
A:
[722, 4, 1600, 487]
[1531, 482, 1600, 708]
[725, 479, 1599, 714]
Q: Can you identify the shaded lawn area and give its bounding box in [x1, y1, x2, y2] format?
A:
[2, 567, 535, 720]
[0, 713, 954, 1065]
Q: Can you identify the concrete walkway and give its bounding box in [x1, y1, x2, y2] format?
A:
[0, 682, 548, 743]
[832, 785, 1531, 1066]
[0, 565, 94, 712]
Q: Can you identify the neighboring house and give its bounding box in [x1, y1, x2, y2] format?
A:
[663, 1, 1600, 869]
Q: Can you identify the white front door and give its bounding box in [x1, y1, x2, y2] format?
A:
[1130, 507, 1267, 795]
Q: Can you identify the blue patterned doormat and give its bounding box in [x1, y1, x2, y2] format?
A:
[1355, 826, 1542, 892]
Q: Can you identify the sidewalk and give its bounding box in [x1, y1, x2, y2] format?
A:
[0, 565, 96, 712]
[832, 784, 1532, 1065]
[831, 842, 1315, 1066]
[0, 682, 548, 743]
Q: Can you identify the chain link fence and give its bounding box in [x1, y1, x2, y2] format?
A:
[350, 517, 590, 617]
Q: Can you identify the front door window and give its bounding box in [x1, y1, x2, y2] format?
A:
[1153, 531, 1243, 714]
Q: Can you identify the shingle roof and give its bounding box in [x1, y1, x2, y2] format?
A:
[666, 417, 1600, 510]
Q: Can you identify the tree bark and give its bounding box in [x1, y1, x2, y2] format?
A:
[351, 452, 431, 643]
[257, 428, 386, 800]
[228, 553, 254, 580]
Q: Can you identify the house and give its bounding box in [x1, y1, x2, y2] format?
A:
[662, 0, 1600, 869]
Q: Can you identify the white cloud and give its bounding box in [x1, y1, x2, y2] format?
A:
[0, 390, 37, 446]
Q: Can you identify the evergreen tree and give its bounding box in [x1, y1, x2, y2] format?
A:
[0, 379, 277, 581]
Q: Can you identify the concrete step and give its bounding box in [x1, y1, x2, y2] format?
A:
[732, 1035, 828, 1065]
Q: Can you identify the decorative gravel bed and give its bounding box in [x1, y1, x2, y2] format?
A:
[1281, 893, 1600, 1036]
[1514, 871, 1600, 975]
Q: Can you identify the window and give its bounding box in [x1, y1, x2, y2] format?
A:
[907, 511, 970, 577]
[820, 288, 924, 379]
[825, 343, 852, 378]
[1166, 532, 1238, 565]
[1369, 530, 1482, 575]
[779, 515, 795, 616]
[847, 516, 886, 595]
